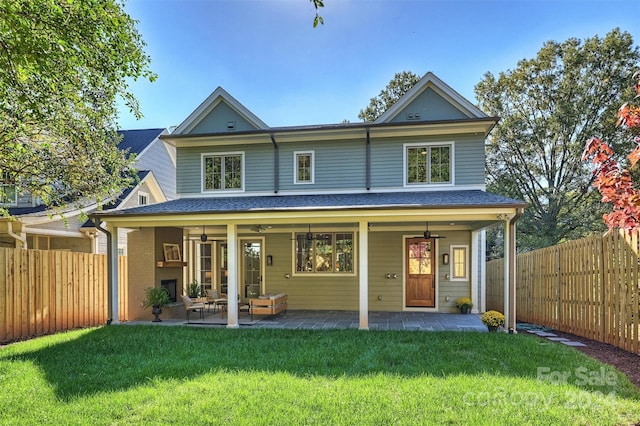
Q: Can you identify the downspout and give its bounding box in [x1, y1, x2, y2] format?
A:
[365, 127, 371, 190]
[92, 217, 114, 325]
[270, 133, 279, 194]
[7, 221, 27, 249]
[81, 230, 97, 253]
[508, 207, 524, 333]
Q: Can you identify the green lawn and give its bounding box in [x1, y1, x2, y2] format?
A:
[1, 326, 639, 425]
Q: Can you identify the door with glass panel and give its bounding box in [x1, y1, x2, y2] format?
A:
[405, 238, 435, 307]
[241, 240, 262, 302]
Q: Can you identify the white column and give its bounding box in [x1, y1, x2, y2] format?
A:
[508, 221, 517, 333]
[108, 225, 120, 324]
[480, 229, 487, 313]
[226, 223, 239, 328]
[503, 219, 510, 329]
[358, 221, 369, 330]
[471, 230, 479, 314]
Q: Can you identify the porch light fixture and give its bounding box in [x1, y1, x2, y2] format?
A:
[200, 225, 207, 242]
[442, 253, 449, 265]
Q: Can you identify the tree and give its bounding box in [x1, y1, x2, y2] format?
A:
[0, 0, 155, 217]
[358, 71, 421, 122]
[475, 28, 640, 253]
[309, 0, 324, 27]
[582, 71, 640, 231]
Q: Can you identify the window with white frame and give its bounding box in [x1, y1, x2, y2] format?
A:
[202, 152, 244, 191]
[294, 151, 314, 184]
[451, 245, 468, 280]
[138, 191, 149, 206]
[0, 171, 17, 205]
[295, 232, 354, 273]
[405, 143, 452, 185]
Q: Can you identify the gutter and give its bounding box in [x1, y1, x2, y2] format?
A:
[91, 217, 114, 325]
[270, 133, 279, 194]
[7, 221, 27, 248]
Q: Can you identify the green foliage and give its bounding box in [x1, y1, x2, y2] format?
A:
[186, 281, 201, 298]
[476, 28, 639, 253]
[1, 327, 638, 424]
[142, 287, 170, 308]
[0, 0, 156, 217]
[358, 71, 421, 122]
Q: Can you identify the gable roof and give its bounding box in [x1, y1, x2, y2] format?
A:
[375, 72, 487, 123]
[117, 128, 165, 157]
[173, 87, 268, 134]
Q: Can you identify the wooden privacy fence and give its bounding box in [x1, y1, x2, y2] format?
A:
[487, 231, 640, 355]
[0, 248, 128, 343]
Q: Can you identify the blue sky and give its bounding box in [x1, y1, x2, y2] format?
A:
[118, 0, 639, 130]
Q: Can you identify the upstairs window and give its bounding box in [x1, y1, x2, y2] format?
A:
[203, 152, 244, 191]
[405, 143, 452, 185]
[138, 192, 149, 206]
[0, 171, 17, 205]
[294, 151, 314, 184]
[295, 232, 354, 274]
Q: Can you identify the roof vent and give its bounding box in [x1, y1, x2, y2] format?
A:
[226, 120, 236, 130]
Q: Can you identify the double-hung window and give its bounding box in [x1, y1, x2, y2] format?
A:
[405, 143, 453, 186]
[294, 151, 314, 184]
[202, 152, 244, 192]
[0, 171, 17, 205]
[295, 232, 354, 274]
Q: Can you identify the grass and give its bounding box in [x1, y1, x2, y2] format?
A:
[1, 326, 639, 425]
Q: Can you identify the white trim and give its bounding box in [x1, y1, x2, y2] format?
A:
[358, 221, 369, 330]
[293, 150, 315, 185]
[403, 142, 455, 187]
[201, 151, 245, 193]
[449, 244, 469, 281]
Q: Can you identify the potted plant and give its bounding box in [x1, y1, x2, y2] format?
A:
[455, 297, 473, 314]
[187, 281, 201, 298]
[481, 310, 505, 332]
[143, 286, 171, 322]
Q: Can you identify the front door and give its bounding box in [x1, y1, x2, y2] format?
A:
[405, 238, 435, 307]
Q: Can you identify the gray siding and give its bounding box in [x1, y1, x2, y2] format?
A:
[190, 102, 260, 134]
[389, 87, 469, 123]
[135, 140, 177, 199]
[278, 140, 366, 192]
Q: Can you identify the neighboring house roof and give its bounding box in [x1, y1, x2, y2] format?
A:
[118, 128, 165, 157]
[94, 190, 526, 218]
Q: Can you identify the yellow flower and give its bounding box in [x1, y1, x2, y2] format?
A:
[481, 310, 505, 327]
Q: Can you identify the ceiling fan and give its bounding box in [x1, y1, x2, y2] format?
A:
[291, 224, 330, 241]
[416, 222, 445, 239]
[251, 224, 268, 233]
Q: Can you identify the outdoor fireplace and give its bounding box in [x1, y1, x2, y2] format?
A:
[160, 279, 177, 303]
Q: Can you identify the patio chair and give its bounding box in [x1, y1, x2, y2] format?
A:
[180, 295, 205, 322]
[205, 289, 226, 313]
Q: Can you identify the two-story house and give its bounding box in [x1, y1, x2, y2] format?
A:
[94, 72, 525, 329]
[0, 128, 176, 254]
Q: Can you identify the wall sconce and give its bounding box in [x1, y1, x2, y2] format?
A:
[442, 253, 449, 265]
[266, 255, 273, 266]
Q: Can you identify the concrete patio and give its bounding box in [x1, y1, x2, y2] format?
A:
[125, 310, 489, 332]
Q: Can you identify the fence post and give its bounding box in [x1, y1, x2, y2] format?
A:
[600, 234, 607, 343]
[556, 246, 562, 330]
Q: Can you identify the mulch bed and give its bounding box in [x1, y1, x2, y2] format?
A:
[528, 328, 640, 389]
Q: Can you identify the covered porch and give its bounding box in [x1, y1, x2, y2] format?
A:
[93, 191, 525, 332]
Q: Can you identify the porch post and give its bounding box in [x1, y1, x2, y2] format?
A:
[108, 224, 120, 325]
[508, 220, 517, 333]
[471, 230, 480, 314]
[479, 230, 487, 313]
[226, 223, 239, 328]
[503, 219, 510, 329]
[358, 221, 369, 330]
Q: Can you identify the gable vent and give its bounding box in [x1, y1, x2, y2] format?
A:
[226, 120, 236, 130]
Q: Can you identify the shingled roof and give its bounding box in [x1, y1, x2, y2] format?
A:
[93, 190, 525, 217]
